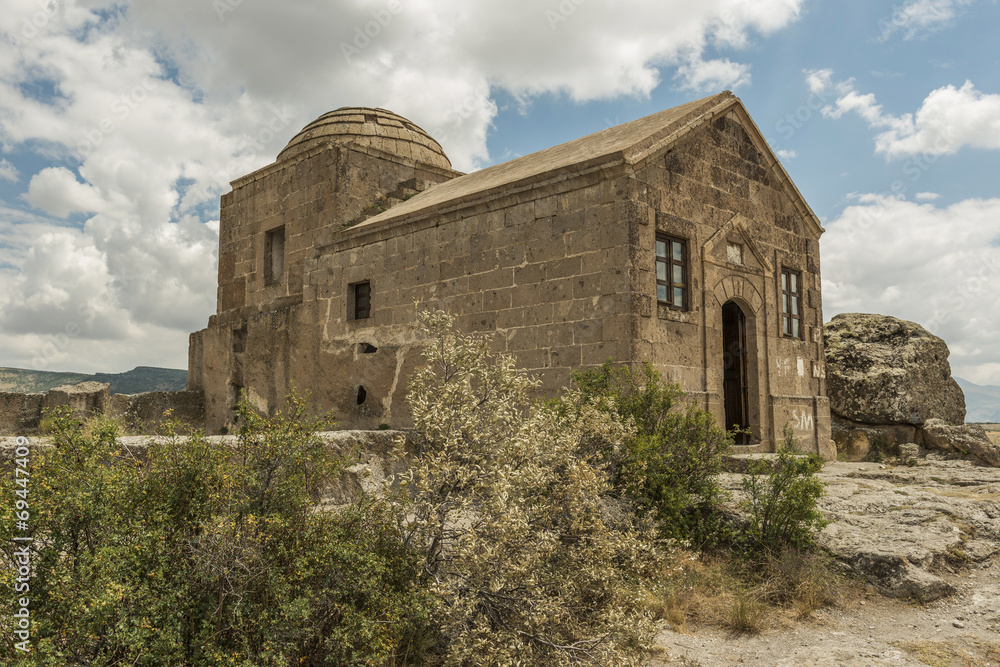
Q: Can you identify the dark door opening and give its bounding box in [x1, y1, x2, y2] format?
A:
[722, 301, 750, 444]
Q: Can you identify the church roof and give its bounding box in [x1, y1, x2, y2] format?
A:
[351, 92, 823, 238]
[278, 107, 451, 170]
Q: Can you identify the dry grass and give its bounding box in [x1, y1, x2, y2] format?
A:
[987, 431, 1000, 446]
[643, 547, 860, 637]
[894, 640, 999, 667]
[725, 592, 768, 634]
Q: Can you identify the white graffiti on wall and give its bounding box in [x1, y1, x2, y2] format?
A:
[775, 357, 807, 378]
[791, 409, 815, 432]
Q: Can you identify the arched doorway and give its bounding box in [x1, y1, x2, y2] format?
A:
[722, 300, 751, 444]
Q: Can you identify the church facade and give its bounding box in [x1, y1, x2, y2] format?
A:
[188, 92, 834, 456]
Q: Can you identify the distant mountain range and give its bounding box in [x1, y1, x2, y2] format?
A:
[0, 366, 187, 395]
[956, 377, 1000, 424]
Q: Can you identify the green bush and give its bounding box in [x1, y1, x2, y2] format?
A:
[573, 361, 733, 549]
[0, 399, 428, 665]
[738, 429, 828, 560]
[399, 312, 664, 667]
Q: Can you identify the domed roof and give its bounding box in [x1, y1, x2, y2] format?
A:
[277, 107, 451, 169]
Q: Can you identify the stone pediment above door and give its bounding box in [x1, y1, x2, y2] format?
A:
[702, 214, 773, 276]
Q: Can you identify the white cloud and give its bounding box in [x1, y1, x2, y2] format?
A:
[916, 191, 941, 200]
[0, 0, 809, 372]
[0, 159, 18, 182]
[24, 167, 105, 218]
[776, 149, 797, 160]
[822, 195, 1000, 385]
[877, 0, 974, 41]
[675, 57, 751, 93]
[808, 72, 1000, 158]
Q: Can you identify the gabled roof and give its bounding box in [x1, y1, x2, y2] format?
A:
[351, 91, 823, 238]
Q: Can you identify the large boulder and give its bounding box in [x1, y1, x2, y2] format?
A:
[825, 313, 965, 426]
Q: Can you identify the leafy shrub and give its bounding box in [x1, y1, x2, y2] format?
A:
[0, 399, 427, 665]
[738, 429, 828, 560]
[573, 361, 733, 549]
[398, 311, 663, 666]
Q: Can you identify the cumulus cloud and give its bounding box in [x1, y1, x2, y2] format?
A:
[807, 71, 1000, 158]
[675, 57, 751, 93]
[25, 167, 105, 218]
[0, 159, 18, 182]
[822, 194, 1000, 385]
[877, 0, 974, 41]
[0, 0, 809, 372]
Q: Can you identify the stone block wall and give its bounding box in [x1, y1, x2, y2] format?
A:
[0, 382, 206, 436]
[212, 144, 460, 326]
[289, 167, 637, 429]
[107, 390, 205, 433]
[633, 111, 829, 453]
[0, 392, 44, 434]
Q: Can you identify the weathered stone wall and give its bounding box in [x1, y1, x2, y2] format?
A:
[107, 390, 205, 433]
[633, 112, 830, 454]
[188, 101, 832, 455]
[301, 167, 635, 428]
[0, 383, 206, 436]
[0, 392, 44, 434]
[190, 141, 461, 428]
[209, 143, 460, 327]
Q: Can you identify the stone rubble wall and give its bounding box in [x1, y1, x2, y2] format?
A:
[0, 429, 409, 508]
[0, 381, 205, 435]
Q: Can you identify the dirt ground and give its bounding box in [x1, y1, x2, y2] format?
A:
[648, 454, 1000, 666]
[650, 565, 1000, 666]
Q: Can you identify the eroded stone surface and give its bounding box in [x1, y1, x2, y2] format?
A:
[825, 313, 965, 426]
[923, 418, 1000, 467]
[665, 457, 1000, 666]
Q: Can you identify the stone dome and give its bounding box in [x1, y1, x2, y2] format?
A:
[277, 107, 451, 169]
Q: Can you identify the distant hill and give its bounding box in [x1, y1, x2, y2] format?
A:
[0, 366, 187, 395]
[956, 377, 1000, 423]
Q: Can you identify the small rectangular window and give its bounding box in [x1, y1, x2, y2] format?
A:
[656, 234, 688, 310]
[264, 226, 285, 285]
[781, 268, 803, 339]
[727, 242, 744, 265]
[353, 281, 371, 320]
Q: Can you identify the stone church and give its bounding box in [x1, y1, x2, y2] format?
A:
[188, 91, 833, 456]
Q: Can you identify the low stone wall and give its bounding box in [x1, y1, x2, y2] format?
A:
[0, 382, 207, 435]
[108, 390, 205, 434]
[0, 392, 45, 434]
[0, 430, 412, 507]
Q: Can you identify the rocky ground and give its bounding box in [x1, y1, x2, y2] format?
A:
[650, 454, 1000, 666]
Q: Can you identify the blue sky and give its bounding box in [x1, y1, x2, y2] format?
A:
[0, 0, 998, 385]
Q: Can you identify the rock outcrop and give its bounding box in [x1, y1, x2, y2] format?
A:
[825, 313, 965, 426]
[824, 314, 1000, 466]
[922, 419, 1000, 467]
